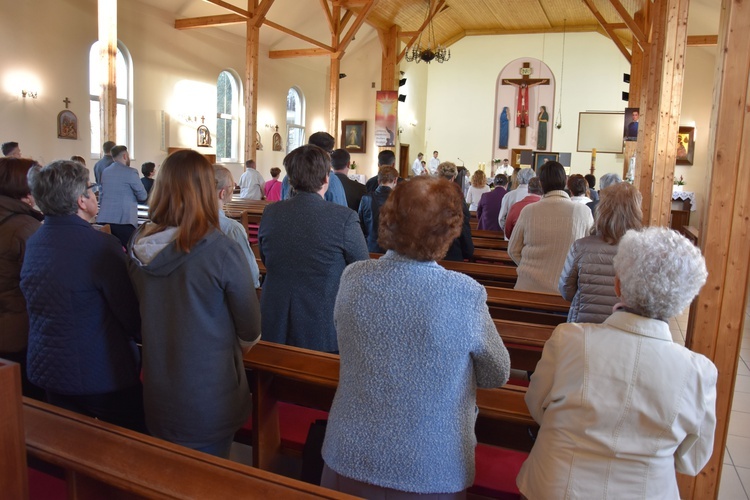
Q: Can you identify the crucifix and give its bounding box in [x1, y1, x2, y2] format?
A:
[63, 97, 71, 109]
[502, 62, 550, 145]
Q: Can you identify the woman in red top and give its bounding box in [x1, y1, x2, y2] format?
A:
[264, 167, 282, 201]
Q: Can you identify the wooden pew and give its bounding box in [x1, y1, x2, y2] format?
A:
[495, 320, 555, 372]
[23, 397, 356, 499]
[244, 341, 538, 474]
[472, 248, 515, 265]
[1, 360, 27, 500]
[486, 287, 570, 326]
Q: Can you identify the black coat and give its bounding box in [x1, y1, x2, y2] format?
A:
[358, 186, 392, 253]
[334, 173, 366, 212]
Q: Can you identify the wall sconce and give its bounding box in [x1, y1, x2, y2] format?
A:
[21, 90, 38, 99]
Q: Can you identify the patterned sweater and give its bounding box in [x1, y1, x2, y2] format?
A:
[322, 251, 510, 493]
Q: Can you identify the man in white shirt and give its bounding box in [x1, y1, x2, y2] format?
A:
[428, 151, 440, 175]
[411, 153, 425, 177]
[238, 159, 265, 200]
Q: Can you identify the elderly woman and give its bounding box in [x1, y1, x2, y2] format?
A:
[0, 158, 44, 399]
[437, 162, 474, 261]
[21, 160, 145, 430]
[498, 167, 535, 231]
[508, 161, 593, 293]
[517, 227, 717, 499]
[259, 145, 369, 353]
[559, 182, 642, 323]
[129, 150, 261, 457]
[322, 176, 510, 498]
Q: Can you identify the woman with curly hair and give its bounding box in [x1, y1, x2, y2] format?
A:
[322, 176, 510, 498]
[465, 169, 490, 211]
[518, 227, 717, 499]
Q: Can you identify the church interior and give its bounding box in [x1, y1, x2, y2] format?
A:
[2, 0, 749, 498]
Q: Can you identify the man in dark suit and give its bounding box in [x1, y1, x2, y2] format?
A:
[93, 141, 116, 184]
[359, 165, 398, 253]
[258, 145, 369, 353]
[366, 150, 404, 193]
[331, 149, 366, 212]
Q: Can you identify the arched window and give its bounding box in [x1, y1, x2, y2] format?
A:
[89, 41, 132, 156]
[286, 87, 305, 153]
[217, 70, 241, 162]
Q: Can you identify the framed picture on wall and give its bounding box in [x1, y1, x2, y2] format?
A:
[341, 120, 367, 154]
[511, 148, 532, 168]
[676, 126, 695, 165]
[534, 152, 559, 171]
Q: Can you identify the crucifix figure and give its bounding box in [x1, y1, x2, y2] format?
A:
[63, 97, 71, 109]
[502, 62, 550, 145]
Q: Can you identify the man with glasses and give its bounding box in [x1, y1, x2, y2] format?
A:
[96, 145, 148, 247]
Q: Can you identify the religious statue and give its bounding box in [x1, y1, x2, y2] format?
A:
[501, 62, 550, 145]
[499, 107, 510, 149]
[537, 106, 549, 150]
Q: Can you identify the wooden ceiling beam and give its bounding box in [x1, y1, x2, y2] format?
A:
[264, 20, 333, 51]
[609, 0, 647, 47]
[337, 0, 378, 55]
[465, 24, 603, 37]
[253, 0, 276, 28]
[443, 30, 466, 48]
[205, 0, 248, 18]
[269, 48, 333, 59]
[687, 34, 718, 46]
[340, 10, 354, 33]
[319, 0, 335, 34]
[583, 0, 632, 62]
[398, 0, 447, 63]
[175, 14, 244, 30]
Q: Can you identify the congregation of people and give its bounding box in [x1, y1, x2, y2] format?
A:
[1, 136, 718, 498]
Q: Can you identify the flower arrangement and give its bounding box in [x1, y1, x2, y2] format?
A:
[350, 161, 357, 170]
[674, 175, 686, 186]
[492, 158, 502, 164]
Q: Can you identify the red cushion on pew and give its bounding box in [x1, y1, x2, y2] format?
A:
[28, 468, 66, 500]
[469, 444, 527, 499]
[507, 377, 530, 387]
[237, 402, 329, 451]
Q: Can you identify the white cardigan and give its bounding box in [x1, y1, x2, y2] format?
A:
[507, 190, 593, 293]
[517, 311, 717, 500]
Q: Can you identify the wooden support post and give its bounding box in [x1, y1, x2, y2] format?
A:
[328, 4, 341, 140]
[245, 9, 259, 163]
[380, 25, 399, 91]
[623, 9, 646, 180]
[634, 0, 688, 227]
[0, 361, 27, 500]
[98, 0, 117, 144]
[679, 0, 750, 497]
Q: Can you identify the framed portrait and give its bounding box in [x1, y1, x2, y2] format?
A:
[676, 126, 695, 165]
[341, 120, 367, 154]
[510, 148, 532, 168]
[272, 132, 282, 151]
[57, 110, 78, 140]
[197, 125, 211, 147]
[623, 107, 640, 142]
[534, 152, 559, 171]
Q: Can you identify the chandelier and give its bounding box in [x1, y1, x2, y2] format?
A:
[405, 0, 450, 64]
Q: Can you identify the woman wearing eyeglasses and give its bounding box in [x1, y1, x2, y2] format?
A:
[21, 160, 146, 432]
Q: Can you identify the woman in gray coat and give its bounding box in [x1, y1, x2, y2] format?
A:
[559, 182, 642, 323]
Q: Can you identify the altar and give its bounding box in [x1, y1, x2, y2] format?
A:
[670, 190, 696, 234]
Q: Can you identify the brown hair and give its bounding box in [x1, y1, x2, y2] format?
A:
[567, 174, 588, 197]
[471, 170, 487, 188]
[146, 150, 220, 252]
[378, 177, 463, 261]
[0, 158, 37, 199]
[596, 182, 643, 244]
[436, 161, 457, 180]
[284, 145, 330, 193]
[270, 167, 281, 178]
[378, 166, 398, 185]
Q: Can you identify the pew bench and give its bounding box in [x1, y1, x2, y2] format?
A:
[243, 342, 538, 499]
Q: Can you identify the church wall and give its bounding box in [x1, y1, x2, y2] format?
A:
[422, 32, 632, 176]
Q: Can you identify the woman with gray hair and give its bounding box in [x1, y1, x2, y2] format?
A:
[518, 227, 717, 499]
[20, 160, 145, 432]
[498, 167, 535, 232]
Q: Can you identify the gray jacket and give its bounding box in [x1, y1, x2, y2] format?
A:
[97, 162, 148, 226]
[558, 234, 619, 324]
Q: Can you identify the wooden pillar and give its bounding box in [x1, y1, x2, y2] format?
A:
[244, 1, 260, 162]
[0, 361, 28, 500]
[328, 4, 341, 141]
[623, 9, 646, 179]
[634, 0, 689, 227]
[679, 0, 750, 496]
[97, 0, 117, 144]
[380, 25, 399, 91]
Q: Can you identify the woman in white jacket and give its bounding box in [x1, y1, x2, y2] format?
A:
[518, 227, 717, 499]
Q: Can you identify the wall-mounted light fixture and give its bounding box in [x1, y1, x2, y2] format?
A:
[21, 89, 38, 99]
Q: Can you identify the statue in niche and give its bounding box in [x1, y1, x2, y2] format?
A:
[537, 106, 549, 150]
[499, 107, 510, 149]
